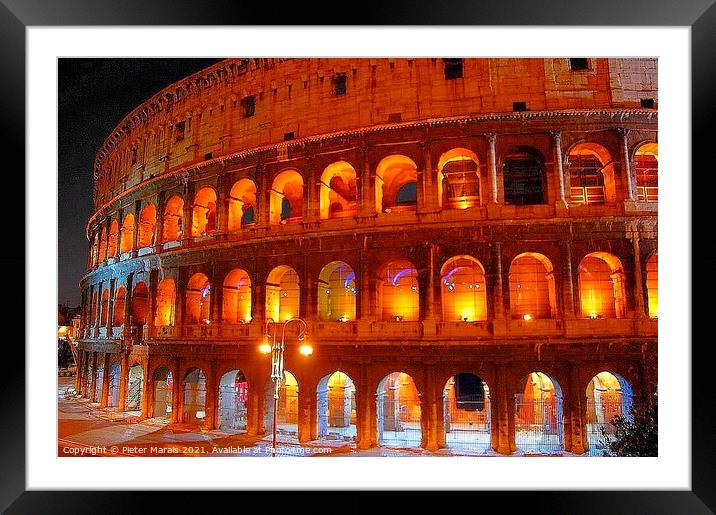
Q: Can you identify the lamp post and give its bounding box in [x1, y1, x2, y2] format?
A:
[260, 317, 313, 457]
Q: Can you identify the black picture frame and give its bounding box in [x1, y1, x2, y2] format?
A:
[5, 0, 710, 512]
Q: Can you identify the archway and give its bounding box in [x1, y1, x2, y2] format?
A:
[585, 371, 634, 456]
[379, 260, 419, 321]
[183, 368, 207, 424]
[113, 287, 126, 327]
[227, 178, 257, 231]
[131, 282, 149, 326]
[376, 155, 418, 213]
[509, 253, 557, 319]
[94, 359, 105, 402]
[218, 369, 249, 432]
[127, 364, 144, 412]
[155, 278, 175, 326]
[192, 187, 217, 237]
[502, 150, 546, 205]
[567, 143, 615, 205]
[222, 269, 252, 324]
[107, 219, 119, 257]
[138, 204, 156, 248]
[317, 261, 356, 321]
[120, 213, 135, 254]
[185, 273, 211, 324]
[270, 169, 304, 224]
[151, 366, 173, 419]
[440, 255, 487, 321]
[265, 266, 300, 322]
[634, 143, 658, 203]
[316, 371, 356, 440]
[162, 195, 184, 242]
[376, 372, 421, 448]
[514, 372, 564, 454]
[437, 148, 481, 209]
[578, 252, 626, 319]
[107, 362, 120, 408]
[443, 373, 491, 453]
[98, 227, 107, 261]
[264, 371, 299, 438]
[320, 161, 357, 219]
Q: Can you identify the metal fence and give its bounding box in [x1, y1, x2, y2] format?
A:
[183, 379, 207, 423]
[218, 384, 247, 432]
[377, 394, 422, 448]
[94, 364, 104, 402]
[108, 365, 120, 408]
[514, 394, 564, 454]
[153, 380, 173, 419]
[127, 378, 142, 411]
[585, 398, 628, 456]
[444, 396, 492, 454]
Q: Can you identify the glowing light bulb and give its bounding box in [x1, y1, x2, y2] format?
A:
[259, 343, 272, 354]
[338, 315, 348, 323]
[299, 343, 313, 356]
[523, 314, 533, 321]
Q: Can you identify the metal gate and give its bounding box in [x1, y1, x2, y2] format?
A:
[183, 376, 207, 423]
[219, 384, 247, 431]
[153, 378, 173, 419]
[586, 398, 628, 456]
[514, 394, 564, 454]
[377, 392, 421, 448]
[127, 377, 142, 411]
[94, 363, 104, 402]
[108, 364, 120, 408]
[444, 394, 491, 453]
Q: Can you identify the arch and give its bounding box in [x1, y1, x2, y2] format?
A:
[646, 252, 658, 318]
[585, 371, 634, 456]
[131, 282, 149, 325]
[192, 187, 217, 237]
[376, 372, 421, 447]
[183, 367, 207, 424]
[218, 369, 249, 432]
[107, 362, 121, 408]
[437, 148, 481, 209]
[227, 178, 257, 231]
[376, 155, 418, 213]
[316, 371, 356, 440]
[186, 273, 211, 324]
[162, 195, 184, 242]
[265, 265, 300, 322]
[502, 150, 546, 205]
[514, 372, 564, 454]
[320, 161, 357, 219]
[127, 364, 144, 411]
[443, 373, 491, 453]
[152, 366, 173, 419]
[107, 219, 119, 257]
[98, 226, 107, 261]
[113, 286, 126, 326]
[508, 252, 557, 319]
[120, 213, 135, 254]
[90, 290, 98, 325]
[440, 255, 487, 321]
[634, 142, 658, 203]
[91, 233, 99, 267]
[379, 260, 419, 321]
[155, 278, 176, 327]
[222, 269, 252, 324]
[270, 169, 304, 225]
[578, 252, 626, 319]
[100, 288, 110, 326]
[567, 143, 615, 205]
[264, 370, 299, 437]
[138, 204, 156, 248]
[318, 261, 356, 321]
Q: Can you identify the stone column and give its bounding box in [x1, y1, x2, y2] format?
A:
[297, 378, 316, 443]
[566, 366, 587, 454]
[117, 353, 129, 412]
[205, 361, 218, 430]
[257, 165, 271, 227]
[419, 140, 438, 213]
[305, 157, 320, 223]
[215, 174, 227, 237]
[493, 365, 514, 454]
[105, 278, 115, 334]
[252, 280, 265, 325]
[422, 365, 440, 451]
[131, 200, 141, 258]
[174, 268, 186, 327]
[493, 243, 505, 320]
[75, 350, 84, 393]
[99, 353, 111, 407]
[487, 133, 498, 204]
[171, 358, 181, 424]
[154, 191, 165, 252]
[123, 274, 134, 331]
[358, 146, 376, 217]
[551, 131, 568, 210]
[182, 179, 194, 244]
[355, 364, 374, 449]
[94, 281, 103, 335]
[359, 256, 373, 321]
[619, 128, 637, 202]
[631, 233, 647, 318]
[140, 362, 151, 419]
[210, 267, 223, 325]
[561, 241, 576, 319]
[147, 269, 158, 338]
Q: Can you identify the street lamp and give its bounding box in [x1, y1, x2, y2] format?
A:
[259, 317, 312, 457]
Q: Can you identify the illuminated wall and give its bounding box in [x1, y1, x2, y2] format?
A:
[578, 253, 625, 319]
[646, 253, 658, 318]
[192, 187, 217, 237]
[113, 286, 126, 326]
[98, 227, 107, 261]
[517, 372, 560, 427]
[138, 204, 156, 248]
[162, 195, 184, 242]
[586, 371, 629, 425]
[265, 266, 300, 321]
[155, 278, 175, 327]
[317, 261, 356, 321]
[107, 220, 119, 257]
[508, 253, 556, 319]
[379, 372, 421, 425]
[185, 273, 211, 324]
[437, 148, 481, 209]
[443, 375, 490, 427]
[320, 161, 357, 219]
[567, 144, 615, 205]
[100, 288, 109, 325]
[376, 155, 418, 212]
[227, 179, 257, 231]
[183, 368, 207, 423]
[120, 213, 135, 254]
[131, 282, 149, 325]
[440, 255, 487, 321]
[379, 260, 419, 321]
[269, 170, 304, 225]
[90, 291, 98, 325]
[278, 371, 299, 424]
[222, 268, 252, 324]
[634, 143, 658, 203]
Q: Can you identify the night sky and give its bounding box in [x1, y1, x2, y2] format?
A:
[58, 58, 224, 307]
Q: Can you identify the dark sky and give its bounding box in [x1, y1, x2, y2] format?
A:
[58, 58, 224, 307]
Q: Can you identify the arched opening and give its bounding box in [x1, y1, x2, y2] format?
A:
[438, 148, 481, 209]
[634, 143, 658, 203]
[91, 233, 99, 267]
[155, 278, 175, 327]
[127, 364, 144, 411]
[376, 155, 418, 213]
[138, 204, 156, 248]
[113, 286, 126, 326]
[376, 372, 421, 447]
[318, 261, 356, 321]
[585, 371, 634, 456]
[316, 371, 356, 440]
[379, 260, 419, 321]
[120, 213, 135, 254]
[440, 255, 487, 321]
[131, 282, 148, 326]
[265, 266, 300, 322]
[98, 227, 107, 261]
[94, 359, 105, 402]
[567, 143, 615, 205]
[270, 170, 304, 225]
[185, 273, 211, 324]
[107, 362, 120, 408]
[227, 178, 257, 231]
[578, 252, 626, 319]
[222, 269, 252, 324]
[107, 220, 119, 257]
[100, 288, 110, 326]
[264, 370, 299, 438]
[443, 374, 491, 453]
[515, 372, 564, 454]
[152, 366, 173, 419]
[508, 253, 557, 319]
[183, 368, 207, 424]
[192, 187, 217, 237]
[646, 253, 658, 318]
[219, 369, 249, 432]
[90, 291, 98, 325]
[320, 161, 357, 219]
[503, 151, 546, 205]
[162, 195, 184, 242]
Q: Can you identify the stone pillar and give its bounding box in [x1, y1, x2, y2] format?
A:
[182, 179, 194, 244]
[566, 366, 587, 454]
[305, 157, 320, 223]
[117, 353, 129, 412]
[355, 364, 374, 449]
[493, 365, 514, 455]
[210, 268, 223, 325]
[140, 362, 151, 419]
[131, 200, 141, 258]
[561, 242, 576, 319]
[487, 133, 498, 204]
[174, 268, 186, 327]
[257, 165, 271, 227]
[297, 378, 316, 443]
[205, 361, 218, 430]
[99, 353, 111, 407]
[358, 146, 376, 217]
[75, 350, 84, 393]
[252, 281, 265, 325]
[419, 141, 438, 213]
[551, 131, 568, 210]
[123, 274, 134, 331]
[493, 243, 505, 320]
[359, 256, 373, 321]
[631, 233, 647, 318]
[246, 371, 261, 436]
[147, 269, 158, 338]
[619, 128, 637, 202]
[105, 278, 115, 333]
[422, 366, 440, 451]
[215, 174, 228, 237]
[170, 358, 181, 424]
[94, 281, 103, 335]
[154, 191, 165, 252]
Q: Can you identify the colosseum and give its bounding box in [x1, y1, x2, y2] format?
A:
[74, 57, 658, 456]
